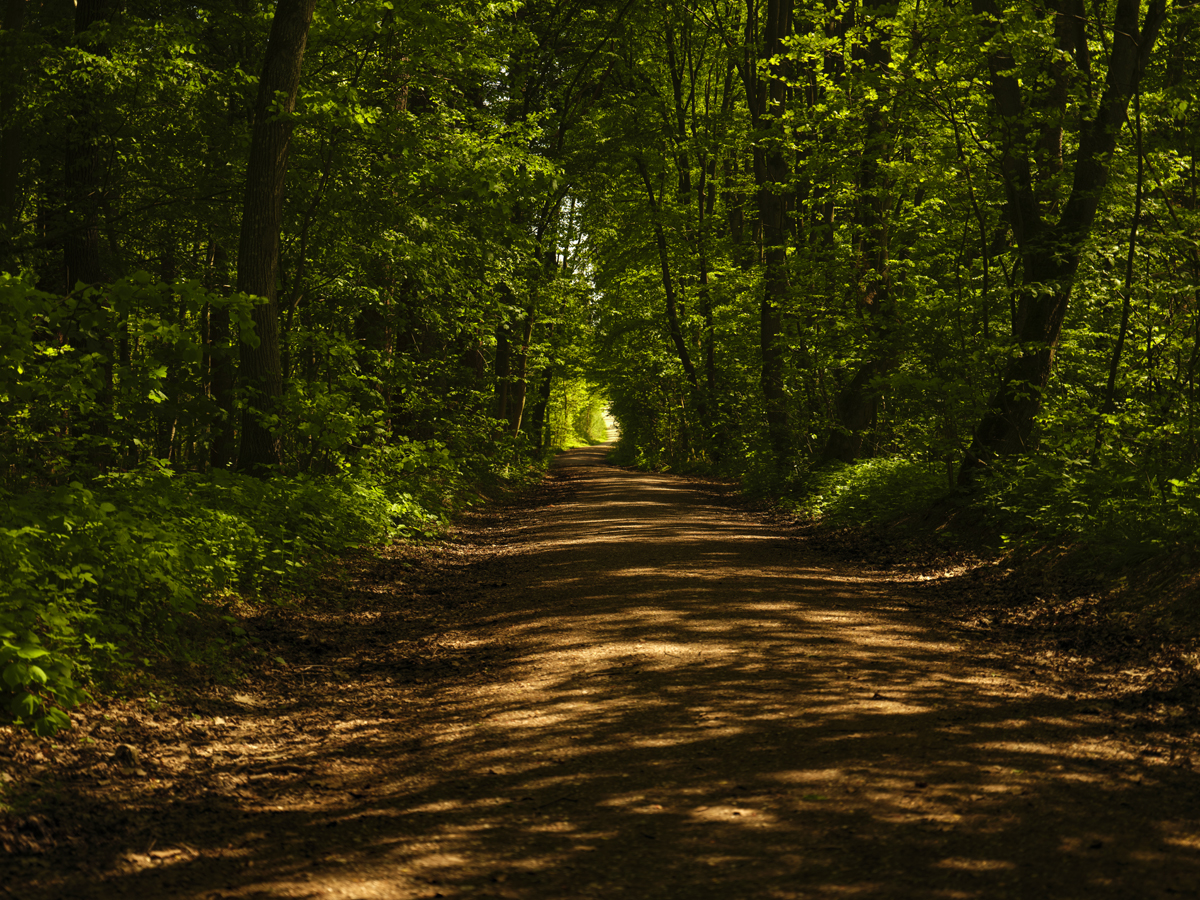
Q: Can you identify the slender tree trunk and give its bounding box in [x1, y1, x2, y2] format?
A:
[494, 323, 511, 422]
[636, 158, 699, 392]
[529, 322, 556, 453]
[235, 0, 319, 473]
[508, 306, 537, 436]
[822, 0, 899, 464]
[63, 0, 110, 289]
[723, 157, 752, 271]
[740, 0, 794, 469]
[1102, 84, 1144, 416]
[698, 155, 717, 406]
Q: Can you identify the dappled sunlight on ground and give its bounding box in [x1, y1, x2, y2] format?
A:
[9, 443, 1200, 899]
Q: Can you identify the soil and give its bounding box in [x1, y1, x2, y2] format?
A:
[3, 443, 1200, 899]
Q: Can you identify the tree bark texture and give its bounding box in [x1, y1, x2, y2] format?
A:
[235, 0, 318, 473]
[959, 0, 1168, 482]
[741, 0, 794, 469]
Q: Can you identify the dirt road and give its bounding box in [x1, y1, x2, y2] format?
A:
[6, 444, 1200, 898]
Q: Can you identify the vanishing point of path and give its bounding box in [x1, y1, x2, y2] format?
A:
[7, 444, 1200, 899]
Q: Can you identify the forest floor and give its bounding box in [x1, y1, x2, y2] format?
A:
[4, 442, 1200, 898]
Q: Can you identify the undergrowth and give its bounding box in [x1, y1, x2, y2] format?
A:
[781, 457, 952, 526]
[977, 452, 1200, 560]
[0, 439, 525, 736]
[779, 450, 1200, 600]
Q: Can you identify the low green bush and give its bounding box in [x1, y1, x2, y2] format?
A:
[790, 457, 951, 525]
[0, 437, 482, 735]
[977, 450, 1200, 554]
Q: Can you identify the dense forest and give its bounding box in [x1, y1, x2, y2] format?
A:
[1, 0, 1196, 733]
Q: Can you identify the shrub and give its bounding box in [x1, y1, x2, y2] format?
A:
[794, 457, 951, 525]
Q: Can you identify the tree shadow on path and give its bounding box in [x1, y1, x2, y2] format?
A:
[11, 444, 1200, 899]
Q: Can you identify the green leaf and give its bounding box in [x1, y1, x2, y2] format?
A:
[2, 663, 24, 688]
[10, 692, 38, 718]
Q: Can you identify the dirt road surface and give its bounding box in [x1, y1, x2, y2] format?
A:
[5, 443, 1200, 899]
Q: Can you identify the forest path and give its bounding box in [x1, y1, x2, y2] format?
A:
[9, 445, 1200, 899]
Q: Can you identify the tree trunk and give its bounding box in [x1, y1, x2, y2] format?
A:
[63, 0, 110, 290]
[822, 0, 899, 464]
[235, 0, 319, 474]
[1101, 84, 1143, 417]
[960, 0, 1167, 481]
[0, 0, 27, 240]
[740, 0, 794, 469]
[529, 362, 555, 453]
[636, 158, 699, 392]
[494, 323, 511, 422]
[508, 307, 536, 436]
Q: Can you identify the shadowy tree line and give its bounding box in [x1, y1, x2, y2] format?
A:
[583, 0, 1200, 544]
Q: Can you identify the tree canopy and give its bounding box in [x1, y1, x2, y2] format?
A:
[2, 0, 1198, 732]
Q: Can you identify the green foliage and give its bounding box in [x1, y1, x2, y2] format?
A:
[2, 0, 1197, 728]
[977, 448, 1200, 556]
[790, 458, 952, 526]
[0, 436, 492, 735]
[545, 378, 608, 450]
[580, 0, 1200, 589]
[0, 273, 261, 483]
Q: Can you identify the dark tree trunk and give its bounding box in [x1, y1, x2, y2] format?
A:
[1102, 84, 1143, 417]
[822, 0, 899, 464]
[63, 0, 110, 290]
[506, 249, 556, 438]
[0, 0, 27, 241]
[960, 0, 1168, 481]
[529, 360, 555, 453]
[235, 0, 318, 474]
[740, 0, 794, 469]
[494, 323, 511, 422]
[636, 159, 699, 392]
[723, 157, 752, 271]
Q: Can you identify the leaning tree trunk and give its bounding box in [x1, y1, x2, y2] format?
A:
[959, 0, 1167, 482]
[636, 159, 700, 394]
[235, 0, 319, 474]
